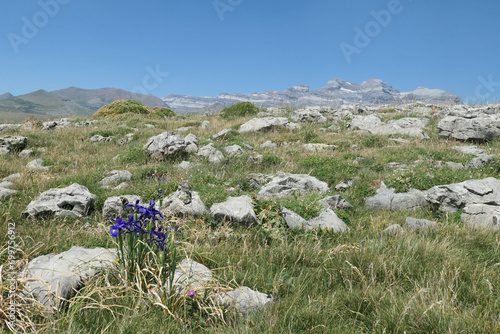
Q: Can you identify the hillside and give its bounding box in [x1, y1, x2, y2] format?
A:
[0, 87, 169, 116]
[0, 102, 498, 333]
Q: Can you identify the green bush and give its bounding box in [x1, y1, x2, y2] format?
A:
[219, 102, 262, 119]
[92, 100, 176, 118]
[93, 100, 150, 118]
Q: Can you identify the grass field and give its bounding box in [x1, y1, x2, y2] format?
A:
[1, 106, 499, 333]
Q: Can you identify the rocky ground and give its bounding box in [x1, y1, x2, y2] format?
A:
[1, 102, 499, 333]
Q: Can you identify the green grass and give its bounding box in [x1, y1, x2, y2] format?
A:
[1, 105, 499, 333]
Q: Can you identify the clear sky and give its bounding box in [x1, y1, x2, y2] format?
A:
[1, 0, 499, 103]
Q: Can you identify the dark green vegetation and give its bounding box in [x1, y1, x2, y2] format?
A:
[0, 108, 499, 333]
[92, 100, 176, 118]
[219, 102, 263, 119]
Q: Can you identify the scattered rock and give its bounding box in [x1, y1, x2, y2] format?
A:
[388, 138, 410, 143]
[291, 109, 328, 124]
[260, 140, 277, 149]
[23, 183, 97, 218]
[438, 116, 500, 141]
[175, 126, 192, 132]
[281, 207, 347, 232]
[98, 170, 133, 189]
[0, 181, 17, 202]
[197, 143, 217, 157]
[320, 195, 352, 210]
[74, 120, 98, 127]
[102, 195, 142, 218]
[210, 195, 257, 226]
[90, 135, 113, 143]
[319, 124, 340, 132]
[162, 181, 208, 217]
[239, 117, 301, 133]
[405, 217, 437, 229]
[452, 145, 485, 156]
[382, 224, 404, 234]
[365, 182, 429, 210]
[216, 286, 272, 315]
[224, 145, 244, 155]
[0, 135, 28, 153]
[22, 246, 116, 311]
[425, 177, 500, 212]
[350, 115, 429, 138]
[177, 161, 192, 170]
[200, 120, 210, 129]
[335, 177, 358, 190]
[0, 124, 21, 133]
[213, 129, 234, 140]
[302, 143, 336, 151]
[2, 173, 21, 181]
[144, 123, 156, 128]
[27, 158, 50, 171]
[461, 204, 500, 229]
[118, 136, 133, 145]
[246, 173, 273, 189]
[208, 150, 225, 163]
[257, 173, 329, 200]
[247, 154, 263, 164]
[143, 132, 189, 159]
[19, 149, 34, 157]
[42, 119, 71, 130]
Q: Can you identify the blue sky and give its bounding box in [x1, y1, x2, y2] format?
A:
[1, 0, 499, 103]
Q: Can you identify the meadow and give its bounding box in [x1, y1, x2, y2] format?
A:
[0, 104, 499, 333]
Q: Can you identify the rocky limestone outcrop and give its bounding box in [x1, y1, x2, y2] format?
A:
[23, 183, 96, 218]
[210, 195, 257, 226]
[143, 131, 189, 159]
[162, 181, 208, 217]
[257, 173, 329, 200]
[239, 117, 301, 133]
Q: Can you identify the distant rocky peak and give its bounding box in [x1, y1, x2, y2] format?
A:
[285, 84, 309, 93]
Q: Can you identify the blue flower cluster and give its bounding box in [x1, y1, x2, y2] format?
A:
[109, 200, 179, 251]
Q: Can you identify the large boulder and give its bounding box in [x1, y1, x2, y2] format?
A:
[350, 116, 429, 138]
[23, 183, 96, 218]
[257, 173, 329, 200]
[438, 116, 500, 141]
[143, 132, 188, 158]
[210, 195, 257, 226]
[162, 181, 208, 217]
[365, 182, 429, 210]
[239, 117, 301, 133]
[425, 177, 500, 212]
[22, 246, 116, 311]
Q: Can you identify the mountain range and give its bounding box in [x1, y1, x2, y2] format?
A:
[0, 78, 461, 116]
[0, 87, 168, 116]
[162, 78, 461, 112]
